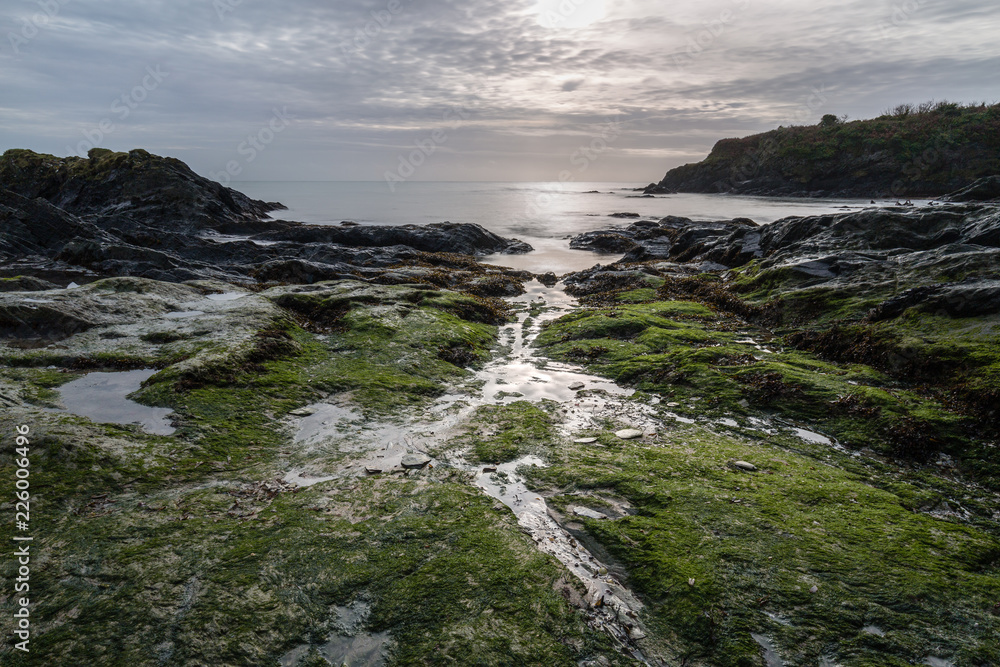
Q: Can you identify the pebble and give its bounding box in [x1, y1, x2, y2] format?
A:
[401, 453, 431, 469]
[568, 382, 586, 391]
[810, 585, 819, 594]
[615, 429, 644, 440]
[733, 461, 757, 471]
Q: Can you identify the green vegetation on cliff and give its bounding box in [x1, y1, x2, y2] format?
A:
[648, 101, 1000, 197]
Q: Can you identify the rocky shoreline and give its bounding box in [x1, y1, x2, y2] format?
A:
[2, 149, 999, 666]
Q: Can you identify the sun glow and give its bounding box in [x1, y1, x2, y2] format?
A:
[534, 0, 608, 29]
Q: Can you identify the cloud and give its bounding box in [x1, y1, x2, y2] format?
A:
[0, 0, 997, 181]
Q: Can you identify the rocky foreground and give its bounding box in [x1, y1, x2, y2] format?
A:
[1, 150, 999, 667]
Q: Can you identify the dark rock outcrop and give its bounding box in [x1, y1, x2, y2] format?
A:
[568, 203, 1000, 318]
[943, 175, 1000, 202]
[0, 149, 532, 288]
[570, 216, 757, 264]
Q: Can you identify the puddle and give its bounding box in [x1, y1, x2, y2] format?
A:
[55, 369, 175, 435]
[765, 612, 791, 626]
[205, 292, 247, 301]
[792, 427, 834, 446]
[163, 310, 205, 319]
[751, 633, 785, 667]
[281, 601, 391, 667]
[923, 659, 954, 667]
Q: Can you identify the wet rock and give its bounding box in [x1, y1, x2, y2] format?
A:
[537, 272, 558, 287]
[615, 429, 644, 440]
[0, 149, 533, 287]
[0, 275, 60, 292]
[401, 453, 431, 469]
[943, 175, 1000, 202]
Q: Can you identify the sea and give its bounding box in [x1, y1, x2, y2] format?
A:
[232, 181, 919, 274]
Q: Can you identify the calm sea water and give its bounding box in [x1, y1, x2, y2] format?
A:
[233, 181, 906, 273]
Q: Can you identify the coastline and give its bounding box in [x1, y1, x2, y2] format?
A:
[1, 150, 999, 666]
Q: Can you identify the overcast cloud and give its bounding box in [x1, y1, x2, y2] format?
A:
[1, 0, 997, 182]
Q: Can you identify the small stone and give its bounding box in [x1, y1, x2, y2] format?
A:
[574, 437, 599, 444]
[615, 429, 644, 440]
[401, 453, 431, 469]
[482, 466, 498, 473]
[572, 506, 606, 520]
[629, 627, 647, 640]
[364, 467, 382, 475]
[810, 585, 819, 594]
[666, 402, 680, 407]
[733, 461, 757, 471]
[688, 578, 696, 586]
[568, 382, 586, 391]
[290, 407, 316, 417]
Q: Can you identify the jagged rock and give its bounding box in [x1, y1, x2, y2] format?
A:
[943, 175, 1000, 202]
[0, 149, 533, 288]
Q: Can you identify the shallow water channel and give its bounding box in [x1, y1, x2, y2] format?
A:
[284, 282, 659, 662]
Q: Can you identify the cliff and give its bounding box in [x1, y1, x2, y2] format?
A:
[646, 102, 1000, 198]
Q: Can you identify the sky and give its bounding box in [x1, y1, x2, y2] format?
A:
[1, 0, 998, 183]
